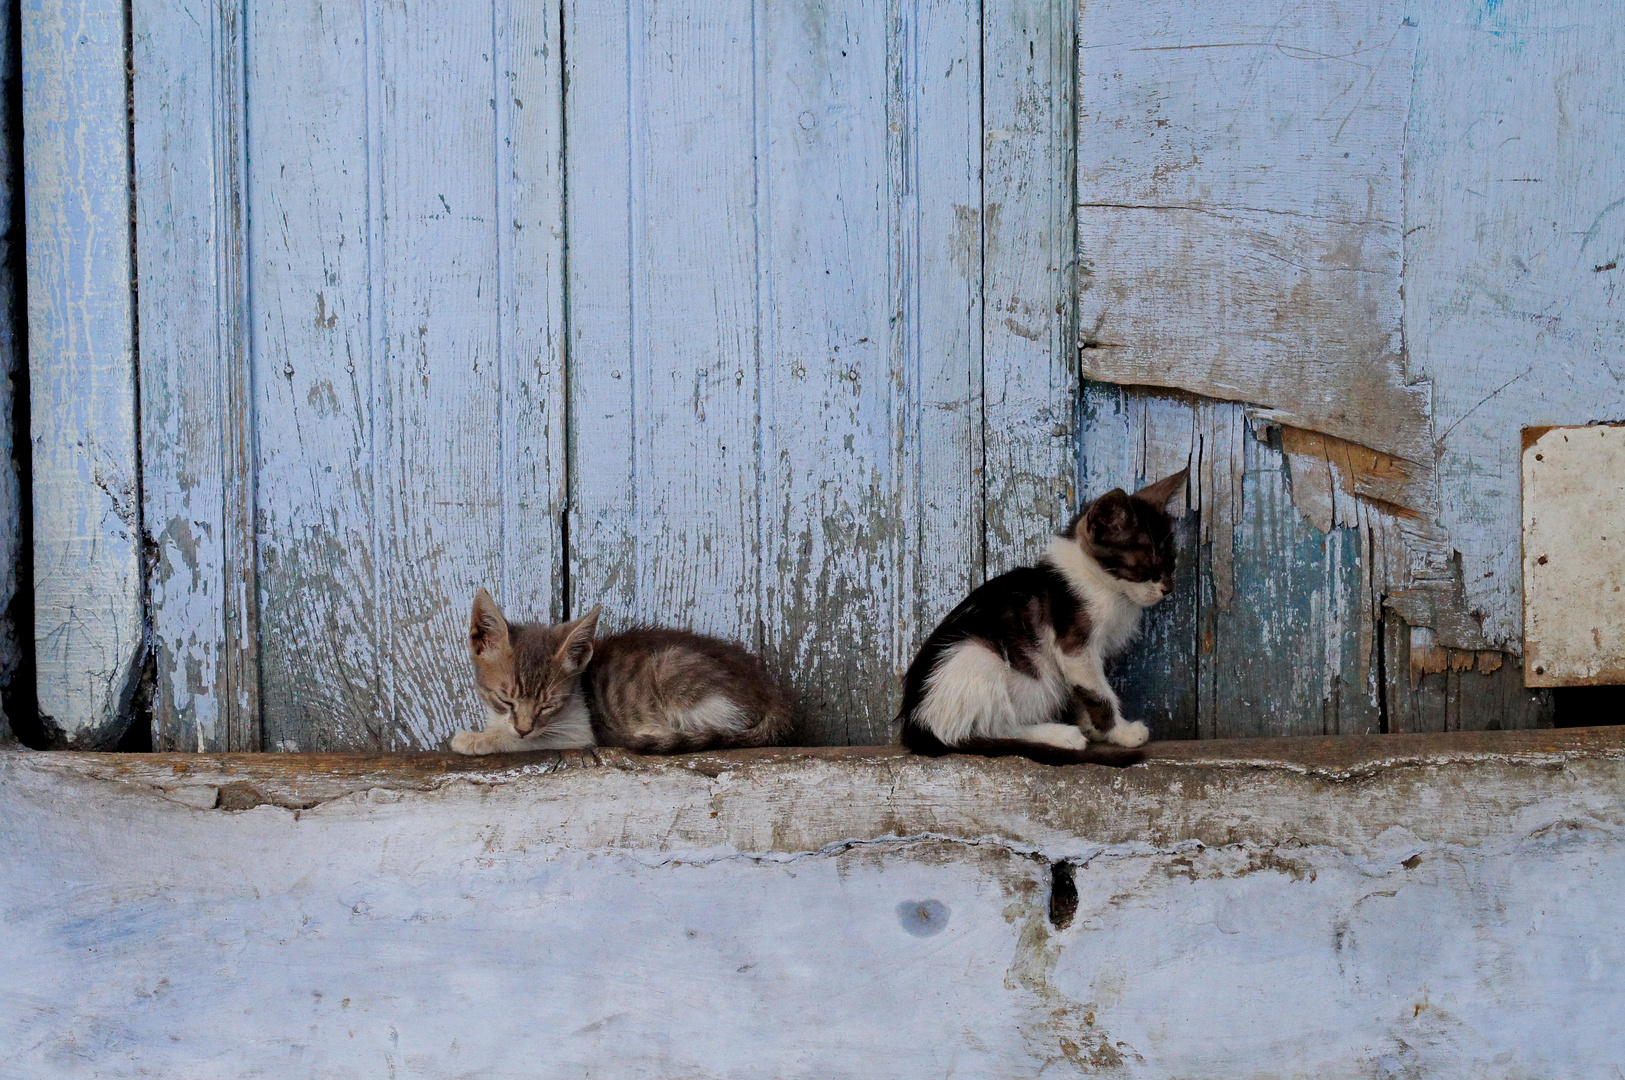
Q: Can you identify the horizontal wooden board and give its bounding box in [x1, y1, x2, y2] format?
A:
[1076, 0, 1424, 468]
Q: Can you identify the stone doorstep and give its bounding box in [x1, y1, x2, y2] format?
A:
[6, 724, 1618, 851]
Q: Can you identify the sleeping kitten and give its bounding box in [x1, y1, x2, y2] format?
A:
[898, 468, 1188, 764]
[451, 589, 793, 755]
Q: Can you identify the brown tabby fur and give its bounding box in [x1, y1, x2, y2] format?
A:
[452, 589, 793, 755]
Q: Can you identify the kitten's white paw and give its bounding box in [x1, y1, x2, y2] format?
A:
[1106, 720, 1150, 748]
[1025, 723, 1091, 750]
[449, 730, 485, 756]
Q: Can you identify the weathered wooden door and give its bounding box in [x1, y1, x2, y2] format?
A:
[130, 0, 1077, 750]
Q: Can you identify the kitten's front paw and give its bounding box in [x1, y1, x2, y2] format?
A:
[449, 730, 486, 756]
[1105, 720, 1150, 748]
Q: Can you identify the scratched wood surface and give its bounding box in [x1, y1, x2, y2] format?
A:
[1404, 0, 1625, 654]
[23, 0, 144, 747]
[134, 0, 257, 752]
[1076, 0, 1425, 468]
[564, 0, 762, 650]
[0, 4, 21, 716]
[981, 0, 1077, 577]
[245, 0, 381, 751]
[138, 0, 566, 751]
[129, 0, 1068, 748]
[1080, 382, 1379, 741]
[119, 0, 1607, 749]
[564, 0, 1061, 745]
[757, 1, 910, 746]
[1069, 0, 1612, 732]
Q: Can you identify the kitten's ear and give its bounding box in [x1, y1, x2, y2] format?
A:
[470, 588, 511, 656]
[555, 604, 602, 673]
[1083, 489, 1137, 547]
[1132, 467, 1189, 512]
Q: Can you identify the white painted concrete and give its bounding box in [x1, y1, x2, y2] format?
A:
[3, 738, 1622, 1077]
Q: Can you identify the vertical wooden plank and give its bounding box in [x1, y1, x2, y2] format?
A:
[982, 0, 1076, 574]
[22, 0, 142, 746]
[0, 0, 23, 714]
[566, 0, 761, 645]
[375, 0, 504, 749]
[248, 0, 379, 751]
[1199, 430, 1379, 739]
[135, 0, 258, 751]
[238, 0, 564, 751]
[759, 1, 897, 744]
[560, 0, 631, 630]
[1079, 382, 1200, 741]
[566, 0, 983, 745]
[498, 0, 568, 628]
[896, 0, 984, 684]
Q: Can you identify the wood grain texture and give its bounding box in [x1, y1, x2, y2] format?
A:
[1199, 429, 1378, 739]
[1386, 620, 1554, 734]
[982, 0, 1076, 575]
[565, 1, 998, 745]
[246, 0, 380, 751]
[235, 0, 564, 751]
[1079, 382, 1377, 740]
[374, 0, 507, 749]
[895, 0, 984, 696]
[135, 0, 258, 752]
[1075, 0, 1424, 466]
[23, 0, 143, 746]
[757, 1, 900, 745]
[497, 3, 569, 632]
[119, 0, 1613, 746]
[0, 4, 21, 705]
[564, 0, 761, 646]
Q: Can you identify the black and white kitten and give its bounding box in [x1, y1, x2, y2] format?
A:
[898, 469, 1187, 763]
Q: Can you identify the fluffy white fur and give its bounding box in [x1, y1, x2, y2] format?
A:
[450, 692, 595, 755]
[916, 537, 1166, 750]
[916, 639, 1072, 746]
[1044, 536, 1163, 747]
[671, 694, 751, 732]
[1043, 536, 1165, 647]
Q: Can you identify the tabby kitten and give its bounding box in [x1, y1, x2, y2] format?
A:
[451, 589, 793, 755]
[898, 468, 1188, 763]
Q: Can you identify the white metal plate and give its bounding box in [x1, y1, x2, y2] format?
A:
[1523, 425, 1625, 686]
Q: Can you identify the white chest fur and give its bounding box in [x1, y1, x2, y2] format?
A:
[1042, 537, 1157, 657]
